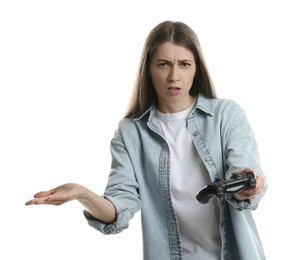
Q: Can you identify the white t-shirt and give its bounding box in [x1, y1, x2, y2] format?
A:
[156, 104, 221, 260]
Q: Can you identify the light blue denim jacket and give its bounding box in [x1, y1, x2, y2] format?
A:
[84, 95, 267, 260]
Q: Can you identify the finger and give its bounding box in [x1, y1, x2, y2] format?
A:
[25, 200, 34, 205]
[25, 196, 65, 206]
[240, 190, 255, 195]
[235, 191, 257, 200]
[245, 168, 254, 173]
[46, 193, 71, 203]
[34, 188, 57, 198]
[25, 197, 49, 205]
[240, 186, 262, 197]
[238, 168, 254, 175]
[256, 176, 265, 189]
[234, 192, 249, 201]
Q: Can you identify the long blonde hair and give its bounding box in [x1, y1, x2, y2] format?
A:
[125, 21, 216, 118]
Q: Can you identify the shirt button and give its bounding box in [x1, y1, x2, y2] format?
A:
[204, 155, 212, 161]
[193, 131, 198, 137]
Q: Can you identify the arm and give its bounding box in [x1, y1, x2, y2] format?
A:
[25, 122, 142, 234]
[25, 183, 116, 224]
[222, 102, 268, 209]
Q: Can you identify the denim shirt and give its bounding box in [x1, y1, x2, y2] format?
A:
[84, 95, 267, 260]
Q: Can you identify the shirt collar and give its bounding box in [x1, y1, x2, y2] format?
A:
[134, 94, 215, 121]
[192, 94, 215, 117]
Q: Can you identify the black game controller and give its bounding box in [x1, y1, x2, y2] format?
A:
[196, 172, 257, 204]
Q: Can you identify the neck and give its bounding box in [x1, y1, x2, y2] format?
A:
[157, 96, 195, 114]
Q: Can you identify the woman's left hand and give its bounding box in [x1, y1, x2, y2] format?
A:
[234, 168, 266, 201]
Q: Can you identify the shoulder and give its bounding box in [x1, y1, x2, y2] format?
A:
[115, 118, 135, 136]
[214, 98, 244, 114]
[196, 95, 244, 117]
[115, 115, 148, 139]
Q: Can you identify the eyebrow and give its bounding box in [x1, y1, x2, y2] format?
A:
[156, 58, 194, 63]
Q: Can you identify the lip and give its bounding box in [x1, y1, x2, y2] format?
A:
[167, 86, 181, 95]
[167, 86, 181, 90]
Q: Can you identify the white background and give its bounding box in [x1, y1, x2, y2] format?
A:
[1, 1, 291, 259]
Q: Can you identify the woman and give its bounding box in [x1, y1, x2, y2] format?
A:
[26, 21, 267, 260]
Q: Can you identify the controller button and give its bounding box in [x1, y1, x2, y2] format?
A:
[216, 187, 224, 196]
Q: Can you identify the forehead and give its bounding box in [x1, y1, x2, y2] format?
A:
[153, 42, 194, 60]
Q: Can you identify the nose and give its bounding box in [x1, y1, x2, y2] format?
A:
[167, 66, 179, 82]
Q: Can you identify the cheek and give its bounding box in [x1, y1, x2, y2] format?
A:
[152, 79, 162, 93]
[186, 71, 196, 86]
[150, 71, 164, 87]
[188, 77, 195, 87]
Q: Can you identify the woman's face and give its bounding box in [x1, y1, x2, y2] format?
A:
[149, 41, 196, 113]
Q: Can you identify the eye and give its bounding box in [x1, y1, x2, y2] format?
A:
[157, 61, 169, 67]
[180, 62, 191, 68]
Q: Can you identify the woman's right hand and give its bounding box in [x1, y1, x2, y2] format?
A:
[25, 183, 116, 223]
[25, 183, 85, 206]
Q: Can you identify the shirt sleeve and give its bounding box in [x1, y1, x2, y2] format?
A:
[222, 101, 268, 210]
[83, 126, 142, 234]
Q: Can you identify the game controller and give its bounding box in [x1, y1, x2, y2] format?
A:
[196, 172, 257, 204]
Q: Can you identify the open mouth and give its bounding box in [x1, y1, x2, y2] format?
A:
[167, 86, 181, 95]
